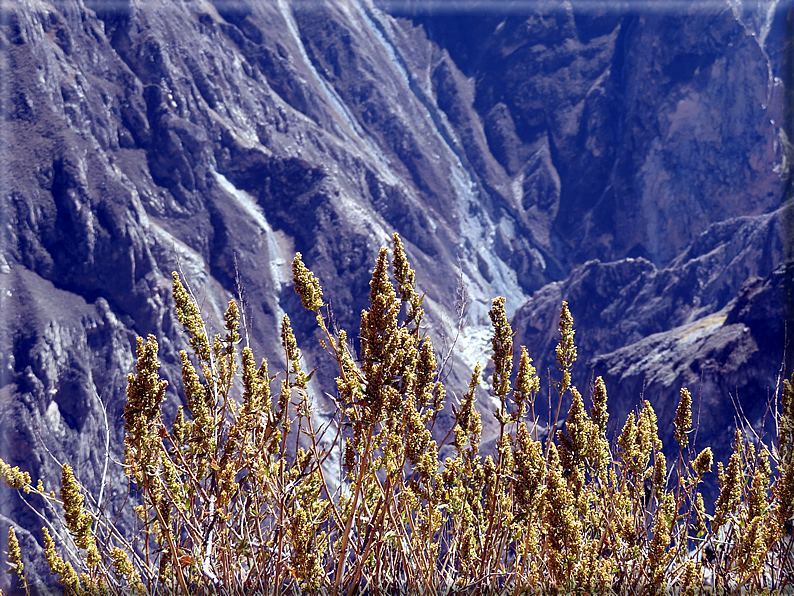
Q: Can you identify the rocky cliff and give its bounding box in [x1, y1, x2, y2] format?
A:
[0, 0, 790, 590]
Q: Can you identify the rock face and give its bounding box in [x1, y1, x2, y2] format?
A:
[0, 0, 789, 590]
[511, 204, 794, 504]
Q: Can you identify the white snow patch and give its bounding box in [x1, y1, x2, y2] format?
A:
[338, 193, 391, 246]
[457, 325, 493, 382]
[213, 171, 293, 300]
[511, 173, 525, 204]
[45, 400, 62, 430]
[214, 171, 269, 230]
[149, 222, 208, 284]
[148, 221, 232, 330]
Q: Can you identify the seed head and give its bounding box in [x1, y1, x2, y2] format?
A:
[61, 464, 88, 543]
[172, 272, 211, 361]
[675, 387, 692, 449]
[556, 302, 577, 395]
[0, 459, 31, 491]
[392, 233, 416, 303]
[292, 253, 324, 312]
[714, 448, 743, 529]
[591, 376, 609, 437]
[489, 297, 513, 401]
[780, 376, 794, 460]
[693, 447, 713, 477]
[7, 526, 26, 590]
[223, 299, 240, 350]
[514, 346, 539, 418]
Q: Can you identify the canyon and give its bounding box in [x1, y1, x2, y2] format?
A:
[0, 0, 791, 589]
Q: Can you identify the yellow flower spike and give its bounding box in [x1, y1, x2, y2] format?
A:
[556, 301, 577, 396]
[292, 252, 324, 312]
[557, 388, 593, 498]
[391, 232, 415, 302]
[693, 447, 713, 477]
[652, 452, 667, 501]
[61, 464, 89, 548]
[513, 423, 545, 514]
[514, 346, 540, 419]
[281, 314, 308, 387]
[0, 459, 31, 491]
[489, 296, 513, 402]
[772, 454, 794, 530]
[675, 387, 693, 450]
[648, 494, 675, 588]
[714, 449, 743, 529]
[638, 399, 662, 455]
[590, 376, 609, 436]
[6, 526, 27, 591]
[223, 298, 240, 350]
[172, 272, 211, 361]
[680, 560, 701, 596]
[780, 375, 794, 460]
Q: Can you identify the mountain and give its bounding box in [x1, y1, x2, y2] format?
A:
[0, 0, 790, 590]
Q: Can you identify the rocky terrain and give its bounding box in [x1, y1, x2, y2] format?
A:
[0, 0, 791, 590]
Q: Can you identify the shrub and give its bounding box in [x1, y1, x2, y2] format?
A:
[1, 234, 793, 594]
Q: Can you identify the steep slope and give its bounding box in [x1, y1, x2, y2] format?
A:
[389, 0, 787, 264]
[511, 203, 793, 503]
[0, 0, 789, 590]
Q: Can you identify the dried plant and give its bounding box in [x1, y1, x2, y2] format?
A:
[2, 234, 793, 595]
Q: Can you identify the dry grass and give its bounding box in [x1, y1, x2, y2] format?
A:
[2, 234, 793, 595]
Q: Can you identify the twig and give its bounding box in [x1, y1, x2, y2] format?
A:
[93, 388, 111, 512]
[233, 252, 251, 350]
[437, 256, 469, 384]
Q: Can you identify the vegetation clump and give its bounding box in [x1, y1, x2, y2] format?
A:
[1, 234, 793, 594]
